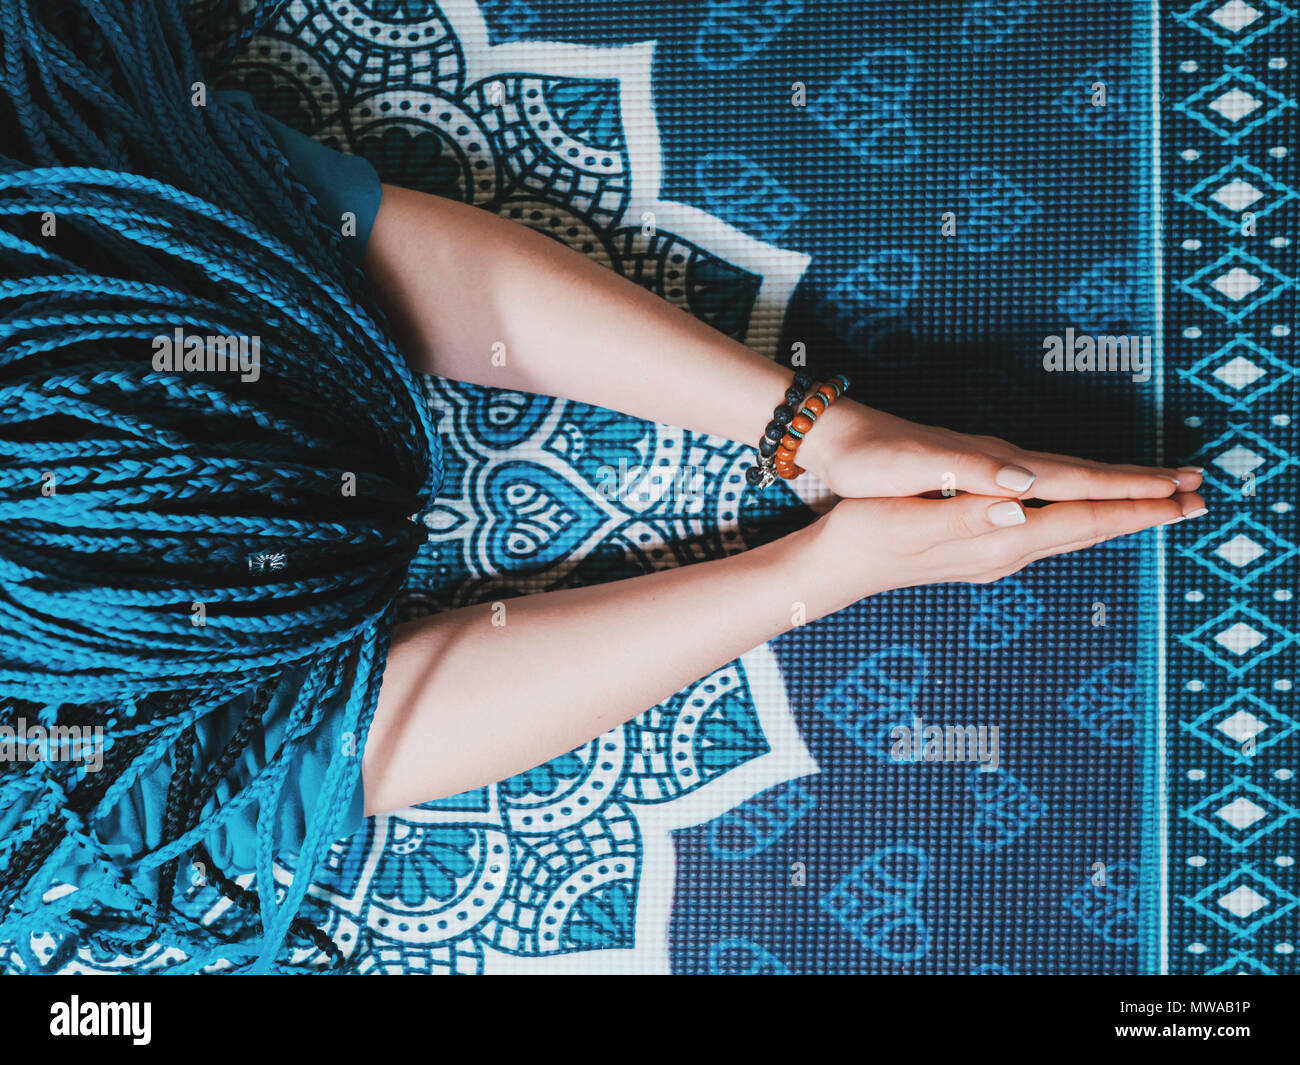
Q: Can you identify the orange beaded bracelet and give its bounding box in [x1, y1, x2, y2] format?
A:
[773, 373, 850, 480]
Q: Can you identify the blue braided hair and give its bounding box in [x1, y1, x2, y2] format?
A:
[0, 0, 442, 971]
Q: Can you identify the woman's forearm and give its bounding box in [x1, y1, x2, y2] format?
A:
[363, 184, 848, 474]
[361, 517, 826, 815]
[364, 185, 1199, 504]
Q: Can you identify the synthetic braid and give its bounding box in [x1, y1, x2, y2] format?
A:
[156, 722, 197, 913]
[0, 0, 441, 971]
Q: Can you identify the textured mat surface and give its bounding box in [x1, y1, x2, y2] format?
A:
[257, 0, 1155, 975]
[8, 0, 1296, 975]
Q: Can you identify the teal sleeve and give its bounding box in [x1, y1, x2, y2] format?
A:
[196, 661, 369, 876]
[214, 88, 382, 264]
[3, 666, 370, 892]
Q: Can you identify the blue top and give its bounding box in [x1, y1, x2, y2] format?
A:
[0, 664, 368, 889]
[215, 88, 383, 264]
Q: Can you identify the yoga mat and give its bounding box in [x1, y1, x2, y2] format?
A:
[6, 0, 1295, 975]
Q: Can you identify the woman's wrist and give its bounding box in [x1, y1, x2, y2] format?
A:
[764, 508, 863, 625]
[792, 393, 863, 486]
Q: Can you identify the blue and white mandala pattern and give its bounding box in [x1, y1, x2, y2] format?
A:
[231, 0, 823, 975]
[3, 0, 821, 977]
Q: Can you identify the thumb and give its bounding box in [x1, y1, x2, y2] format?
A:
[936, 493, 1029, 540]
[945, 450, 1039, 498]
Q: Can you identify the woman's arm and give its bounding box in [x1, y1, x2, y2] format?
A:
[364, 184, 805, 464]
[363, 185, 1201, 501]
[361, 512, 818, 813]
[361, 489, 1203, 814]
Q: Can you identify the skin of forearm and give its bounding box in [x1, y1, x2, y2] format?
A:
[363, 184, 850, 475]
[361, 516, 830, 814]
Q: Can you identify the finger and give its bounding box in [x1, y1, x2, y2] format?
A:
[1012, 449, 1206, 497]
[1022, 494, 1206, 565]
[933, 445, 1187, 502]
[993, 494, 1206, 562]
[979, 450, 1182, 500]
[967, 494, 1207, 581]
[929, 492, 1030, 541]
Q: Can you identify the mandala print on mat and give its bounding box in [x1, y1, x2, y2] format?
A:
[2, 1, 817, 974]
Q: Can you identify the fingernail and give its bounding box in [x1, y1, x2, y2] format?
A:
[995, 465, 1036, 493]
[1178, 466, 1204, 473]
[987, 500, 1026, 527]
[1183, 506, 1208, 519]
[1164, 476, 1182, 489]
[1163, 515, 1185, 526]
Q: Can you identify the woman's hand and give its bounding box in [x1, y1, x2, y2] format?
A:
[798, 397, 1204, 502]
[798, 489, 1206, 623]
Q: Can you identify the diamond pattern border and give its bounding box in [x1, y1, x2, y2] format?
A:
[1164, 0, 1299, 976]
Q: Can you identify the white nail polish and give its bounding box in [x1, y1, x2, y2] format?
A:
[988, 500, 1026, 527]
[1184, 506, 1208, 519]
[995, 465, 1036, 493]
